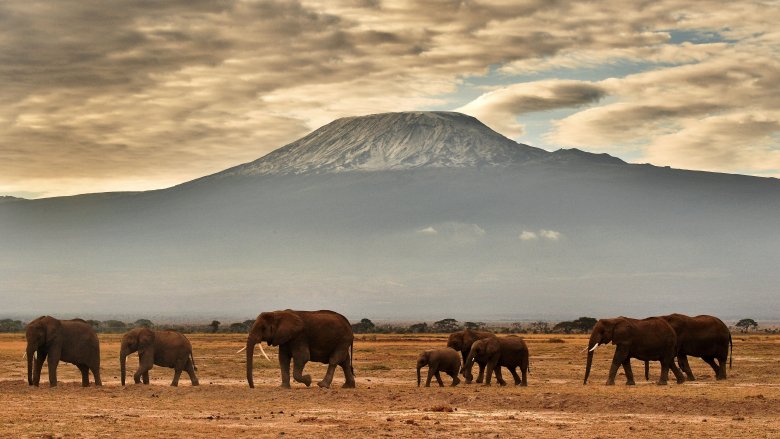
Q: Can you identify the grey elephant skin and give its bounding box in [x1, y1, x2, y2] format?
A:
[25, 316, 102, 387]
[417, 348, 461, 387]
[464, 335, 529, 386]
[447, 329, 494, 384]
[644, 313, 732, 381]
[246, 309, 355, 389]
[120, 328, 199, 386]
[585, 316, 685, 386]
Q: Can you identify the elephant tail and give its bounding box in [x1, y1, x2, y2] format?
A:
[190, 353, 198, 371]
[645, 361, 650, 381]
[729, 332, 733, 369]
[350, 340, 355, 377]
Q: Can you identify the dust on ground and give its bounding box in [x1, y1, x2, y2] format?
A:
[1, 333, 778, 438]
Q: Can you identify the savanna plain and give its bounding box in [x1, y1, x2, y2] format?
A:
[0, 333, 778, 438]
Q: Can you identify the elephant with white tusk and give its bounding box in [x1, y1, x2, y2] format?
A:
[584, 316, 685, 386]
[245, 309, 355, 389]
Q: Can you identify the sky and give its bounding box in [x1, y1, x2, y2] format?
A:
[1, 0, 779, 199]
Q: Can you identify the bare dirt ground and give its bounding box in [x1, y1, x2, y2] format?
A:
[1, 333, 778, 438]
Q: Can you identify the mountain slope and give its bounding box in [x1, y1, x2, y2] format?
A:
[1, 112, 779, 320]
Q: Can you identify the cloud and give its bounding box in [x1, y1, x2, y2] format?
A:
[417, 226, 438, 235]
[519, 230, 538, 241]
[1, 0, 779, 196]
[417, 222, 486, 243]
[520, 229, 563, 242]
[457, 80, 606, 137]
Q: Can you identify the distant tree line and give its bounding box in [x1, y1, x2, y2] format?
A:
[0, 316, 771, 334]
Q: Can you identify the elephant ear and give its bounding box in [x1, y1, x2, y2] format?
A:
[45, 317, 62, 344]
[138, 329, 154, 348]
[270, 312, 304, 346]
[485, 337, 500, 356]
[611, 318, 633, 344]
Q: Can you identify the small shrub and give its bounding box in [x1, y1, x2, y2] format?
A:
[548, 338, 565, 343]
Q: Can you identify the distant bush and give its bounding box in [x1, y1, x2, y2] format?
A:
[0, 319, 23, 332]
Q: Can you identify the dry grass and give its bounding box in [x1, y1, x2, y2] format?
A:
[1, 333, 778, 438]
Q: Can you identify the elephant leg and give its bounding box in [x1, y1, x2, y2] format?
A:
[171, 368, 182, 387]
[143, 371, 150, 385]
[449, 371, 460, 387]
[494, 366, 507, 387]
[135, 354, 153, 385]
[33, 351, 46, 387]
[278, 350, 292, 388]
[658, 360, 670, 385]
[669, 358, 685, 384]
[607, 347, 628, 385]
[476, 363, 486, 384]
[679, 354, 695, 381]
[77, 365, 90, 387]
[484, 362, 495, 386]
[621, 358, 635, 385]
[46, 349, 61, 387]
[509, 366, 522, 385]
[435, 371, 445, 387]
[185, 359, 199, 386]
[702, 356, 721, 379]
[340, 358, 356, 389]
[291, 347, 311, 387]
[91, 363, 102, 387]
[318, 364, 338, 389]
[715, 354, 728, 380]
[425, 369, 434, 387]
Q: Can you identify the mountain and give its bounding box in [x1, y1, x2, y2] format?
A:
[1, 112, 779, 321]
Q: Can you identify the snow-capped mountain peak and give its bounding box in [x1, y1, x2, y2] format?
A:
[219, 111, 548, 176]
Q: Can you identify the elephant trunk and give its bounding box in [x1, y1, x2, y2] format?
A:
[417, 366, 422, 387]
[246, 337, 256, 389]
[584, 333, 599, 384]
[120, 347, 128, 386]
[26, 345, 35, 386]
[463, 348, 477, 382]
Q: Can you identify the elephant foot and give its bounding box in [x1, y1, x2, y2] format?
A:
[686, 375, 696, 381]
[300, 375, 312, 387]
[520, 382, 528, 387]
[716, 375, 726, 381]
[464, 378, 473, 384]
[316, 380, 331, 389]
[191, 380, 200, 386]
[675, 378, 685, 384]
[626, 380, 636, 386]
[605, 381, 615, 386]
[497, 382, 507, 387]
[341, 382, 356, 389]
[656, 380, 668, 386]
[280, 383, 292, 389]
[451, 377, 460, 387]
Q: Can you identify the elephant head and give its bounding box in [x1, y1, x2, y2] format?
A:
[120, 327, 154, 386]
[584, 317, 630, 384]
[25, 316, 60, 386]
[463, 337, 499, 382]
[416, 351, 431, 387]
[246, 311, 303, 388]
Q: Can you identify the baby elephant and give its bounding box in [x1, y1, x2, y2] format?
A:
[120, 328, 199, 386]
[417, 348, 461, 387]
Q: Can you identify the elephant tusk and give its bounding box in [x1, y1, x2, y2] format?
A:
[589, 343, 601, 352]
[258, 344, 270, 361]
[236, 346, 247, 354]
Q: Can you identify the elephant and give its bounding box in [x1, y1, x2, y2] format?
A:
[416, 348, 461, 387]
[463, 335, 529, 386]
[244, 309, 355, 389]
[120, 328, 199, 386]
[25, 316, 102, 387]
[643, 314, 732, 381]
[446, 329, 495, 383]
[584, 316, 685, 386]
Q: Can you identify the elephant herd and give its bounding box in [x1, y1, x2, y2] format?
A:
[23, 311, 732, 390]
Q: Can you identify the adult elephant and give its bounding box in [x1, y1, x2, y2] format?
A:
[120, 328, 199, 386]
[643, 314, 732, 381]
[446, 329, 494, 383]
[244, 309, 355, 389]
[463, 335, 529, 386]
[584, 316, 685, 386]
[25, 316, 102, 387]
